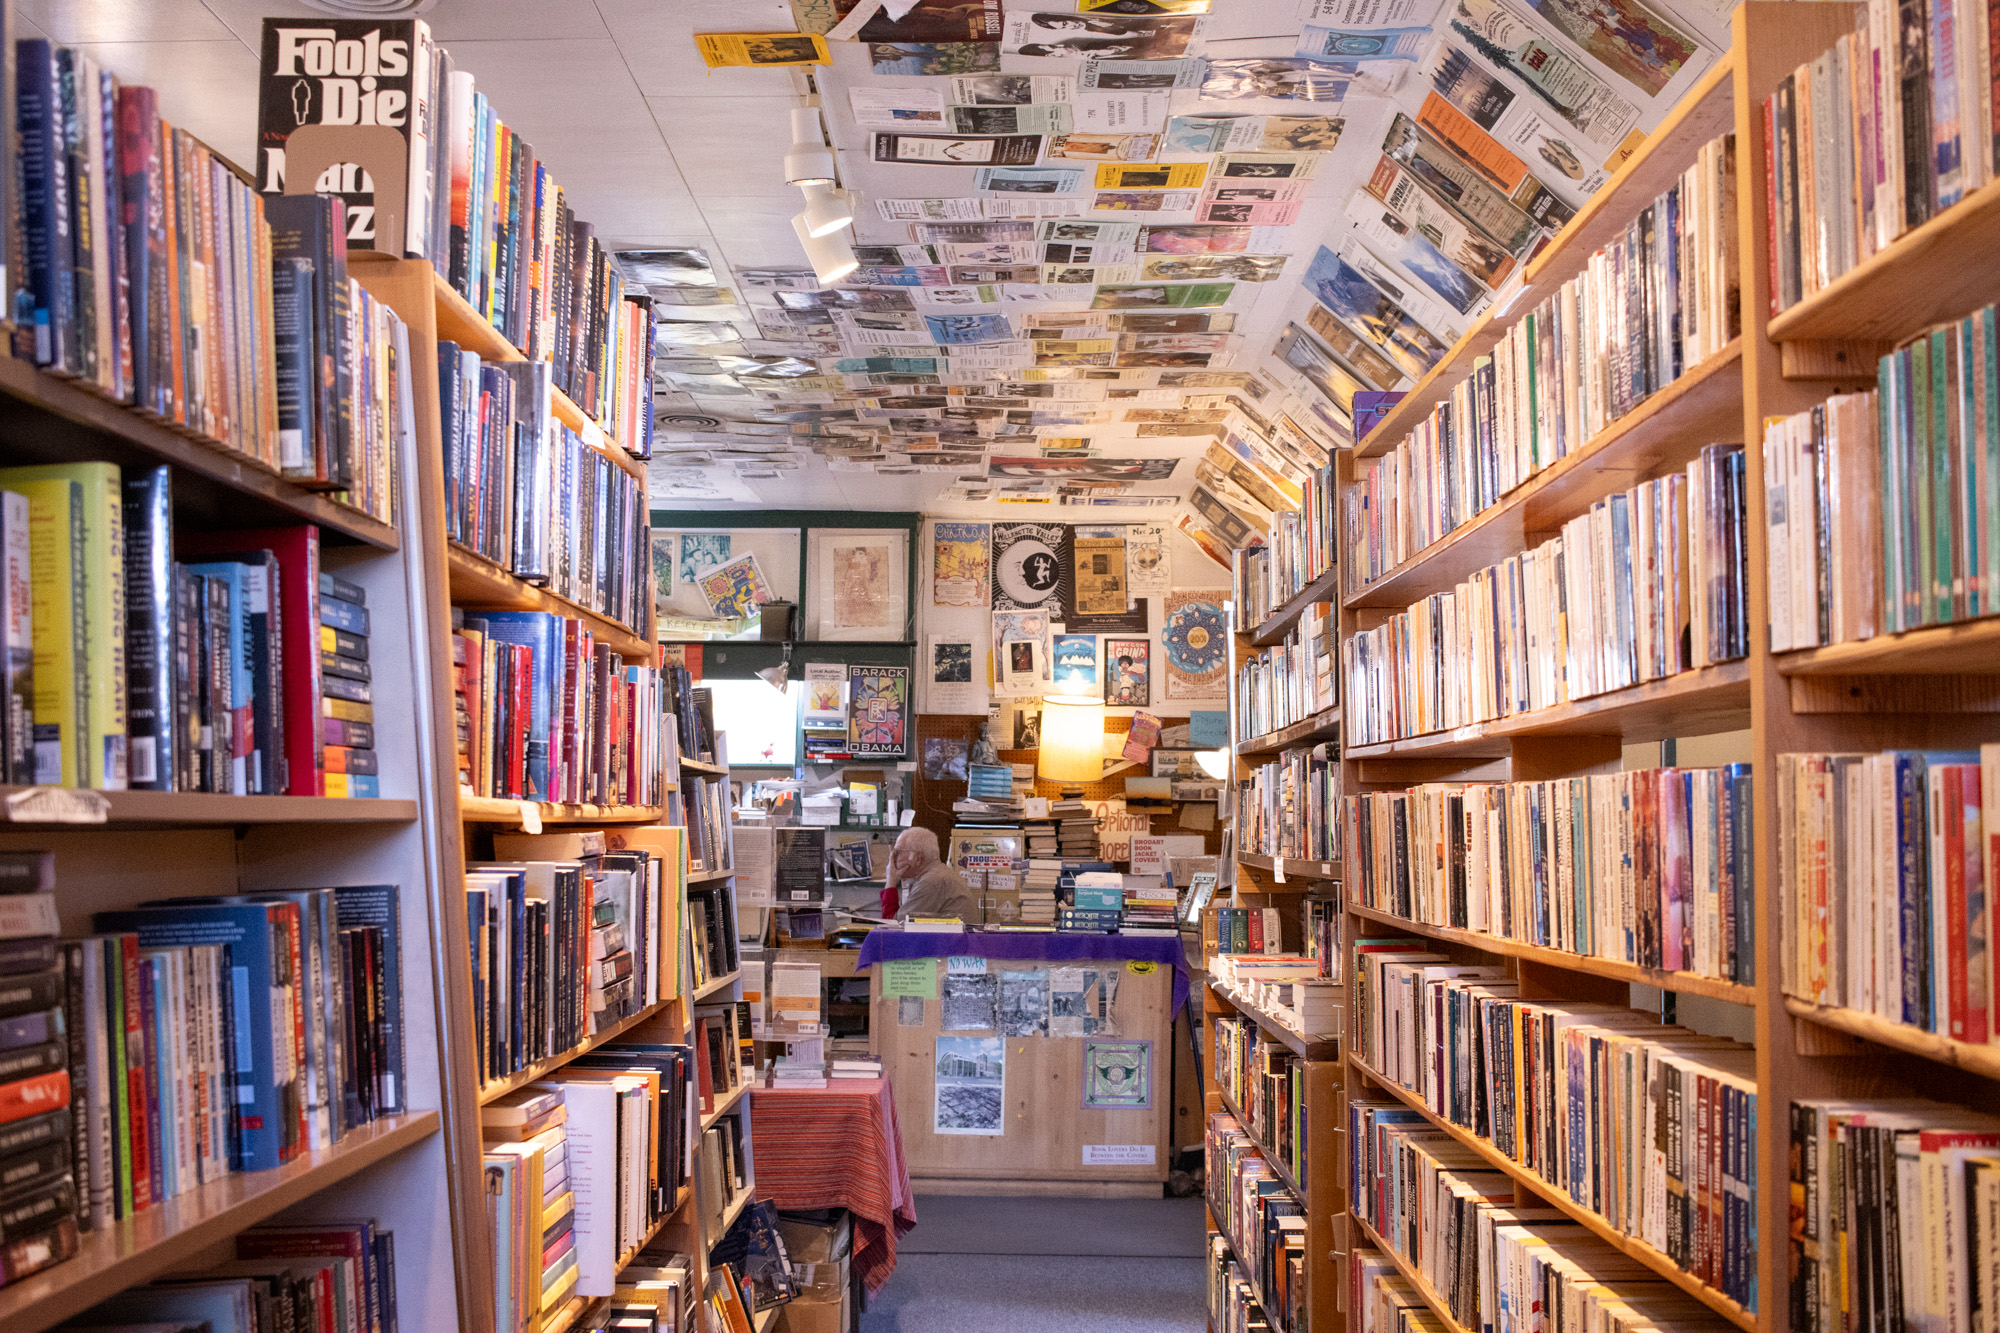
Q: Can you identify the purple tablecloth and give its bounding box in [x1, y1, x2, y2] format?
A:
[855, 931, 1193, 1012]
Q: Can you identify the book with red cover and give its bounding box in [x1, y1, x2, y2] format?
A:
[177, 526, 322, 796]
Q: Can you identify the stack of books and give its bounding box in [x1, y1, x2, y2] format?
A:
[1021, 859, 1061, 926]
[0, 854, 74, 1285]
[1119, 875, 1180, 935]
[1060, 873, 1124, 934]
[1023, 818, 1058, 859]
[1056, 802, 1099, 859]
[319, 572, 376, 797]
[830, 1056, 882, 1081]
[610, 1254, 696, 1329]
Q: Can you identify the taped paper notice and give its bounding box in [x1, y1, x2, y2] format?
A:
[1082, 1144, 1156, 1165]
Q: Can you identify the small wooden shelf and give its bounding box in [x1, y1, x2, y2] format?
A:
[478, 999, 676, 1105]
[691, 969, 742, 1002]
[1242, 566, 1340, 647]
[678, 758, 729, 776]
[1344, 660, 1752, 761]
[420, 265, 647, 484]
[1774, 616, 2000, 675]
[0, 788, 418, 829]
[447, 545, 652, 661]
[458, 795, 664, 826]
[1356, 53, 1737, 458]
[1350, 1057, 1754, 1331]
[1765, 172, 2000, 349]
[700, 1079, 753, 1131]
[1345, 340, 1744, 611]
[1351, 1214, 1476, 1333]
[0, 1112, 439, 1333]
[1237, 852, 1341, 883]
[1207, 979, 1341, 1060]
[1347, 901, 1756, 1005]
[1784, 998, 2000, 1080]
[0, 356, 399, 550]
[689, 867, 737, 885]
[1237, 708, 1341, 757]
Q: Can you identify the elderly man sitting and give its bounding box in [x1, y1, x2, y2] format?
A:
[879, 826, 979, 923]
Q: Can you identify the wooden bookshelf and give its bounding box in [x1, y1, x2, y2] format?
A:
[1207, 979, 1341, 1060]
[446, 543, 653, 661]
[1350, 1215, 1476, 1333]
[680, 757, 730, 776]
[0, 789, 419, 828]
[700, 1079, 753, 1132]
[477, 998, 679, 1105]
[689, 867, 738, 885]
[1346, 901, 1756, 1005]
[457, 795, 665, 826]
[691, 968, 743, 1002]
[1783, 999, 2000, 1080]
[1343, 339, 1742, 612]
[1234, 852, 1340, 883]
[1773, 616, 2000, 675]
[0, 1113, 440, 1333]
[1237, 708, 1341, 758]
[0, 355, 400, 549]
[1350, 1058, 1754, 1331]
[1245, 565, 1340, 647]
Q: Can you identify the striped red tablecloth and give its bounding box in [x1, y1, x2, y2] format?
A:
[750, 1077, 916, 1295]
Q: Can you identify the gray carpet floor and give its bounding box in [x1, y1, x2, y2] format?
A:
[859, 1195, 1206, 1332]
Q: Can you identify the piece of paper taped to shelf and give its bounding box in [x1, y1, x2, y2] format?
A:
[518, 801, 542, 834]
[6, 787, 108, 823]
[1273, 858, 1285, 883]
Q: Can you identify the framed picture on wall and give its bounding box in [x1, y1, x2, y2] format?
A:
[806, 528, 911, 641]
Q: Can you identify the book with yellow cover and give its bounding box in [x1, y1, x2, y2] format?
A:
[3, 477, 84, 786]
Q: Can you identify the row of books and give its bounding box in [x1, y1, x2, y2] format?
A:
[1343, 454, 1749, 748]
[1206, 1111, 1307, 1333]
[319, 568, 377, 797]
[1213, 1015, 1312, 1189]
[0, 467, 354, 796]
[1, 870, 406, 1291]
[1235, 604, 1336, 743]
[1789, 1098, 2000, 1333]
[1346, 763, 1757, 985]
[1354, 950, 1759, 1308]
[1210, 956, 1343, 1039]
[1344, 134, 1740, 595]
[1763, 0, 2000, 315]
[450, 610, 662, 807]
[1206, 1235, 1277, 1333]
[663, 667, 719, 770]
[1350, 1132, 1742, 1333]
[1776, 745, 1999, 1040]
[687, 882, 742, 993]
[439, 349, 653, 638]
[1239, 746, 1339, 868]
[1231, 456, 1335, 626]
[1206, 905, 1286, 959]
[55, 1218, 399, 1331]
[254, 18, 656, 460]
[463, 827, 682, 1089]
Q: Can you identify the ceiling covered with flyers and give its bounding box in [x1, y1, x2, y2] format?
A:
[634, 0, 1733, 538]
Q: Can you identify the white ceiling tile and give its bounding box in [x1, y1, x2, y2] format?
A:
[594, 0, 802, 99]
[442, 40, 656, 133]
[22, 0, 234, 45]
[646, 96, 803, 200]
[75, 39, 262, 168]
[699, 197, 818, 269]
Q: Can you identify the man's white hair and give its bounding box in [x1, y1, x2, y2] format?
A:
[896, 825, 941, 865]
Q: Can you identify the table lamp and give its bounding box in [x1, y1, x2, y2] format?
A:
[1037, 694, 1104, 796]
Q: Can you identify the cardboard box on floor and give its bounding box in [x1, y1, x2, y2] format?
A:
[777, 1211, 852, 1333]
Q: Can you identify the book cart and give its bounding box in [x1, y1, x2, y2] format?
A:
[349, 258, 761, 1333]
[1208, 7, 2000, 1333]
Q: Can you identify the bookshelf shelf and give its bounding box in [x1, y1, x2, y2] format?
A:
[457, 796, 665, 826]
[1763, 173, 2000, 348]
[1344, 338, 1744, 612]
[679, 758, 729, 776]
[477, 998, 677, 1105]
[1773, 616, 2000, 675]
[691, 969, 742, 1002]
[1783, 998, 2000, 1081]
[688, 867, 738, 886]
[0, 789, 420, 828]
[446, 544, 653, 661]
[700, 1079, 753, 1132]
[1343, 659, 1752, 760]
[417, 265, 648, 484]
[1350, 1215, 1475, 1333]
[0, 1112, 439, 1333]
[1349, 1058, 1754, 1331]
[0, 356, 399, 549]
[1245, 566, 1341, 647]
[1237, 709, 1341, 757]
[1346, 901, 1755, 1005]
[712, 1188, 754, 1244]
[1207, 979, 1341, 1060]
[1356, 52, 1738, 459]
[1235, 852, 1340, 883]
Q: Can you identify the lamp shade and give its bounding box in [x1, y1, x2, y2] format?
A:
[799, 182, 855, 237]
[1037, 694, 1104, 783]
[784, 106, 836, 186]
[790, 213, 858, 284]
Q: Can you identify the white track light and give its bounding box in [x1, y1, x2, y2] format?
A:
[791, 213, 857, 285]
[798, 183, 854, 238]
[783, 106, 836, 186]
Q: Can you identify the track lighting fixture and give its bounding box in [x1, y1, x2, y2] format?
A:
[783, 106, 836, 186]
[798, 182, 854, 238]
[791, 212, 858, 285]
